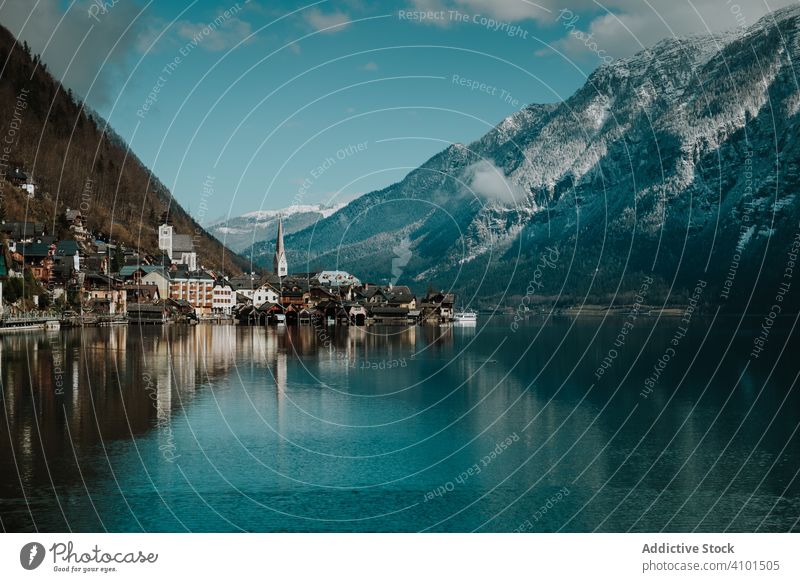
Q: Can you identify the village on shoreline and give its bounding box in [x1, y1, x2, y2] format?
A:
[0, 184, 457, 332]
[0, 172, 707, 333]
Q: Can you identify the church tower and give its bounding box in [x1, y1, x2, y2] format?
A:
[158, 211, 173, 259]
[273, 217, 288, 277]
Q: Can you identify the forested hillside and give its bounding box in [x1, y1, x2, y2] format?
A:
[0, 24, 245, 274]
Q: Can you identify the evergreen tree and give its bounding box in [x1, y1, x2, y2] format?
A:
[111, 243, 124, 273]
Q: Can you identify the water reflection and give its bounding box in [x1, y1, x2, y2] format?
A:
[0, 318, 798, 532]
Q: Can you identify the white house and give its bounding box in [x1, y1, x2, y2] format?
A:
[212, 279, 236, 315]
[253, 282, 279, 308]
[169, 269, 215, 315]
[141, 269, 171, 301]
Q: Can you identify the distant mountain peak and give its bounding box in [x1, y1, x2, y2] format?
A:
[238, 203, 346, 222]
[209, 202, 347, 253]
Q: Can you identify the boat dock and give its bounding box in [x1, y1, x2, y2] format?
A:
[0, 314, 61, 333]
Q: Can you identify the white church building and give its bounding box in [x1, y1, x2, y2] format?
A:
[158, 215, 198, 271]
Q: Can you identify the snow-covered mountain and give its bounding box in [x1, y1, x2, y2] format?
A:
[246, 5, 800, 311]
[209, 203, 345, 253]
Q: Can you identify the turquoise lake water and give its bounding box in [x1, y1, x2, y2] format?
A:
[1, 317, 798, 532]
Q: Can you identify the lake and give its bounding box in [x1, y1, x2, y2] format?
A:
[1, 316, 798, 532]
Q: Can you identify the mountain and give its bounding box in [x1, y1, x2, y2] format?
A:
[208, 203, 346, 253]
[245, 6, 800, 312]
[0, 25, 246, 274]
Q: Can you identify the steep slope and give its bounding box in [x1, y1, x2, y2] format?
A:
[246, 5, 800, 311]
[0, 24, 246, 274]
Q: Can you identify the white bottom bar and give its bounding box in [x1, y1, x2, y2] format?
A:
[1, 534, 797, 581]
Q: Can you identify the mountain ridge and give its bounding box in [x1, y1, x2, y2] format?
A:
[245, 4, 800, 312]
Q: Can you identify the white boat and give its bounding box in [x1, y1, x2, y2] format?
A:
[453, 310, 477, 324]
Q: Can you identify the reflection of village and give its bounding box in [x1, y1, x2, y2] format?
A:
[0, 321, 454, 437]
[0, 319, 456, 443]
[0, 203, 456, 329]
[0, 320, 456, 530]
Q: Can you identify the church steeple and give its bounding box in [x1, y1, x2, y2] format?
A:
[273, 217, 288, 277]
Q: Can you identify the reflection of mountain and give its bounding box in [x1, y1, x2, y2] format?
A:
[3, 318, 798, 532]
[246, 6, 800, 312]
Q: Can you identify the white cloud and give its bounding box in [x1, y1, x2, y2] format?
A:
[0, 0, 148, 106]
[408, 0, 799, 58]
[0, 0, 260, 106]
[361, 61, 378, 71]
[410, 0, 553, 23]
[174, 16, 253, 52]
[452, 0, 547, 21]
[542, 0, 799, 62]
[465, 160, 522, 205]
[409, 0, 449, 14]
[408, 0, 549, 27]
[304, 9, 351, 33]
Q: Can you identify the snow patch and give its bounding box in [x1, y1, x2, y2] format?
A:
[584, 95, 611, 130]
[773, 194, 796, 212]
[737, 225, 756, 250]
[215, 226, 251, 235]
[787, 92, 800, 117]
[241, 203, 346, 222]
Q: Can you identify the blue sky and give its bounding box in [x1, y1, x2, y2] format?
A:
[2, 0, 793, 222]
